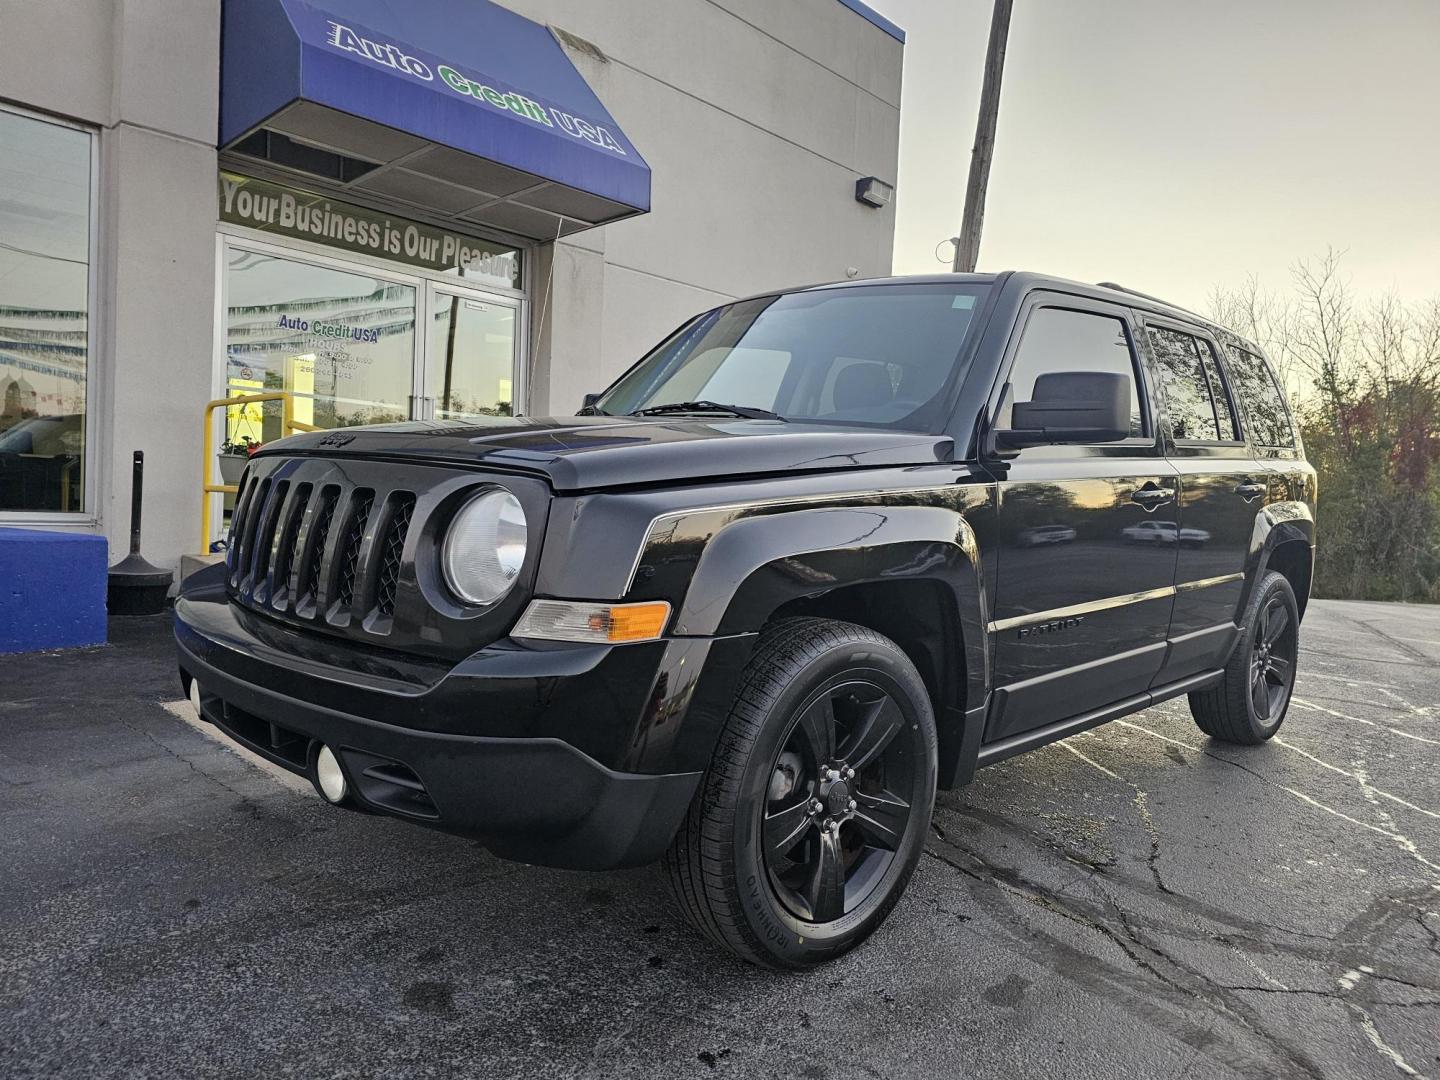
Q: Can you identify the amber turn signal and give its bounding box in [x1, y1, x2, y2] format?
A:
[513, 599, 672, 644]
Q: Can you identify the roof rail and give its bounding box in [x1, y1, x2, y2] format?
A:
[1095, 281, 1205, 321]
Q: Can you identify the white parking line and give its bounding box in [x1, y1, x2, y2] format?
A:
[1292, 697, 1440, 747]
[1272, 736, 1440, 820]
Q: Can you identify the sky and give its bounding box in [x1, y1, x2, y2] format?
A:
[866, 0, 1440, 312]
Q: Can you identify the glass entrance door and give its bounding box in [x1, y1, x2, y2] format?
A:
[421, 284, 520, 420]
[223, 246, 417, 440]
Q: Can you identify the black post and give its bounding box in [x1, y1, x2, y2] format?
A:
[129, 450, 145, 557]
[106, 448, 174, 615]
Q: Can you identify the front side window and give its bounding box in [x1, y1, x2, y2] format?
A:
[0, 108, 93, 513]
[1001, 307, 1146, 437]
[596, 284, 990, 431]
[1223, 346, 1295, 447]
[1148, 326, 1238, 442]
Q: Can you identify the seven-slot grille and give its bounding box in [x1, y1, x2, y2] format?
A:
[227, 461, 418, 637]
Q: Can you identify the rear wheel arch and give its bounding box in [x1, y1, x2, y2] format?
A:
[1238, 504, 1315, 623]
[1265, 539, 1313, 619]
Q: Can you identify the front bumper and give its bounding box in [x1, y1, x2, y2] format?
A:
[174, 571, 749, 870]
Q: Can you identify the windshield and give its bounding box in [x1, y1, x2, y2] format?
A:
[595, 283, 990, 430]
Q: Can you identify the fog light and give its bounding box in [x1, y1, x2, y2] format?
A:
[188, 679, 203, 719]
[315, 745, 348, 803]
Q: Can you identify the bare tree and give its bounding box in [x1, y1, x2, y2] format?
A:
[1212, 249, 1440, 602]
[1205, 273, 1300, 397]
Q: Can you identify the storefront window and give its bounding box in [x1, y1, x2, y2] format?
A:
[0, 108, 92, 514]
[224, 250, 416, 447]
[218, 174, 526, 478]
[428, 291, 516, 418]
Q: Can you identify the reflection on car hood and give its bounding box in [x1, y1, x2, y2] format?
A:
[258, 415, 955, 491]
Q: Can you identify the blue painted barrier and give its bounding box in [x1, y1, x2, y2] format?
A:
[0, 528, 108, 654]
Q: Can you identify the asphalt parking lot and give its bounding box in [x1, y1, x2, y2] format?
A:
[2, 599, 1437, 1080]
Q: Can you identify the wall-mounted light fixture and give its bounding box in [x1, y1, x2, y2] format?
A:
[855, 177, 894, 208]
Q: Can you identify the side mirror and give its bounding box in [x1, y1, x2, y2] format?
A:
[996, 371, 1130, 449]
[578, 392, 602, 416]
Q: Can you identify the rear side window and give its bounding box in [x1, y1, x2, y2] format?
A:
[1147, 327, 1239, 442]
[1003, 307, 1146, 437]
[1195, 338, 1240, 440]
[1223, 347, 1295, 447]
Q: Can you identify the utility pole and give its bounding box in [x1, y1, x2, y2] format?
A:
[953, 0, 1014, 273]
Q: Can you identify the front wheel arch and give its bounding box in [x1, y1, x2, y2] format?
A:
[765, 578, 972, 790]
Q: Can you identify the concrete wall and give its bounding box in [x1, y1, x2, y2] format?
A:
[0, 0, 222, 568]
[514, 0, 903, 413]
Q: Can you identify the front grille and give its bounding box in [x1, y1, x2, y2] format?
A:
[225, 468, 413, 637]
[222, 454, 542, 658]
[268, 482, 311, 609]
[334, 490, 374, 615]
[248, 479, 289, 602]
[230, 476, 270, 587]
[375, 494, 415, 618]
[294, 486, 338, 616]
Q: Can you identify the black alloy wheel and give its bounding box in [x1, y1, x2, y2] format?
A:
[1190, 569, 1301, 744]
[762, 679, 921, 924]
[664, 617, 938, 968]
[1249, 592, 1297, 726]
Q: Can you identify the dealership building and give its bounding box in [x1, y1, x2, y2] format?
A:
[0, 0, 903, 579]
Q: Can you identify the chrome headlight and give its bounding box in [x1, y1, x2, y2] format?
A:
[441, 488, 527, 605]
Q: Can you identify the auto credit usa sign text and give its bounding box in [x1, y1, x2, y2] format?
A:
[325, 21, 631, 157]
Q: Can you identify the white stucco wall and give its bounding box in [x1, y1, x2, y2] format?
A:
[511, 0, 903, 413]
[0, 0, 221, 568]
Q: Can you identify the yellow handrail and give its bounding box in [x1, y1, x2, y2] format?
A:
[200, 392, 319, 553]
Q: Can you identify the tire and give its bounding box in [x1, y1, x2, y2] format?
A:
[663, 617, 938, 969]
[1189, 570, 1300, 744]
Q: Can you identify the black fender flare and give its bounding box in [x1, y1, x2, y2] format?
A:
[664, 502, 991, 786]
[1238, 499, 1316, 622]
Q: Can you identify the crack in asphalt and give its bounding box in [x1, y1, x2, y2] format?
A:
[921, 835, 1331, 1080]
[116, 714, 269, 811]
[1058, 738, 1174, 895]
[1351, 617, 1434, 665]
[1113, 721, 1440, 882]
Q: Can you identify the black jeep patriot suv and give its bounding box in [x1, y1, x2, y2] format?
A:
[176, 272, 1316, 968]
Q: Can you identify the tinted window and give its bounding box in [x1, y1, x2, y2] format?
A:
[1224, 346, 1295, 447]
[1002, 307, 1145, 437]
[1148, 327, 1236, 441]
[597, 284, 990, 431]
[1195, 338, 1240, 440]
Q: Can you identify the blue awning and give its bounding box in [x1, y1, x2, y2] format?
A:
[220, 0, 650, 239]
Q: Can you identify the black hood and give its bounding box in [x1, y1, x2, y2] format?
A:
[259, 416, 954, 491]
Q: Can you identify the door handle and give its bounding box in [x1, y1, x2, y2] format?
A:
[1131, 486, 1176, 510]
[1234, 481, 1267, 501]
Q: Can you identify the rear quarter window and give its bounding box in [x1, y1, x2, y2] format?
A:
[1223, 347, 1295, 447]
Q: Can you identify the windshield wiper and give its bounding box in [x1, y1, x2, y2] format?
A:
[630, 400, 785, 421]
